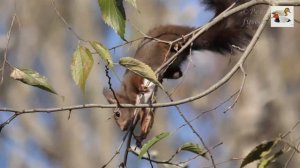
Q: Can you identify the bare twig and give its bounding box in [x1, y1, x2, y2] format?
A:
[0, 113, 18, 132]
[122, 113, 139, 167]
[280, 140, 300, 153]
[129, 147, 185, 167]
[108, 37, 143, 51]
[174, 90, 240, 133]
[169, 43, 193, 95]
[201, 157, 244, 168]
[281, 120, 300, 138]
[49, 0, 86, 42]
[277, 120, 300, 168]
[146, 151, 154, 168]
[0, 13, 16, 86]
[67, 109, 72, 120]
[164, 90, 217, 168]
[177, 142, 223, 166]
[128, 142, 222, 167]
[101, 124, 132, 168]
[284, 141, 300, 168]
[223, 65, 247, 113]
[131, 23, 172, 45]
[104, 64, 121, 107]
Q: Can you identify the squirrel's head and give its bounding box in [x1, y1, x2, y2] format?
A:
[103, 88, 135, 131]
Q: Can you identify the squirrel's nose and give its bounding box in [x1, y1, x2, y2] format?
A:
[119, 121, 130, 131]
[120, 126, 127, 131]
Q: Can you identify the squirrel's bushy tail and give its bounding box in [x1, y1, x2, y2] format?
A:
[202, 0, 234, 15]
[137, 0, 264, 78]
[193, 0, 262, 53]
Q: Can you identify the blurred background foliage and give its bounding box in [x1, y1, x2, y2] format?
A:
[0, 0, 299, 167]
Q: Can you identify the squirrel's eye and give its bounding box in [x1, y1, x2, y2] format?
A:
[114, 111, 121, 118]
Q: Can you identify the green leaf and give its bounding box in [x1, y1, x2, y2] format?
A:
[90, 41, 113, 68]
[258, 150, 284, 168]
[98, 0, 126, 40]
[177, 143, 208, 159]
[125, 0, 137, 8]
[139, 132, 170, 159]
[119, 57, 163, 89]
[258, 157, 272, 168]
[240, 141, 275, 168]
[71, 46, 94, 92]
[10, 68, 57, 94]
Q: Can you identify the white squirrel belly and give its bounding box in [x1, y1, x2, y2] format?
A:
[136, 79, 156, 104]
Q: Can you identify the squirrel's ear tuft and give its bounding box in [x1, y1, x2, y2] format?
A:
[103, 87, 118, 104]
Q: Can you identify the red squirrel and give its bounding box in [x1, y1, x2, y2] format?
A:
[103, 0, 261, 143]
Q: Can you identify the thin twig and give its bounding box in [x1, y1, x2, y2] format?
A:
[104, 64, 121, 107]
[223, 65, 247, 113]
[169, 43, 193, 95]
[174, 90, 240, 133]
[177, 142, 223, 166]
[281, 120, 300, 138]
[108, 37, 143, 51]
[163, 90, 217, 168]
[0, 113, 19, 132]
[1, 13, 16, 86]
[67, 110, 72, 120]
[101, 125, 132, 168]
[131, 23, 172, 45]
[122, 113, 139, 167]
[284, 141, 300, 168]
[129, 148, 185, 167]
[129, 142, 222, 167]
[201, 157, 244, 168]
[280, 139, 300, 153]
[49, 0, 86, 42]
[146, 151, 154, 168]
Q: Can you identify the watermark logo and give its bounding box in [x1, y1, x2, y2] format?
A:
[271, 6, 294, 27]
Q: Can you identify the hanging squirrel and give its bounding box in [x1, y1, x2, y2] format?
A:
[103, 0, 262, 144]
